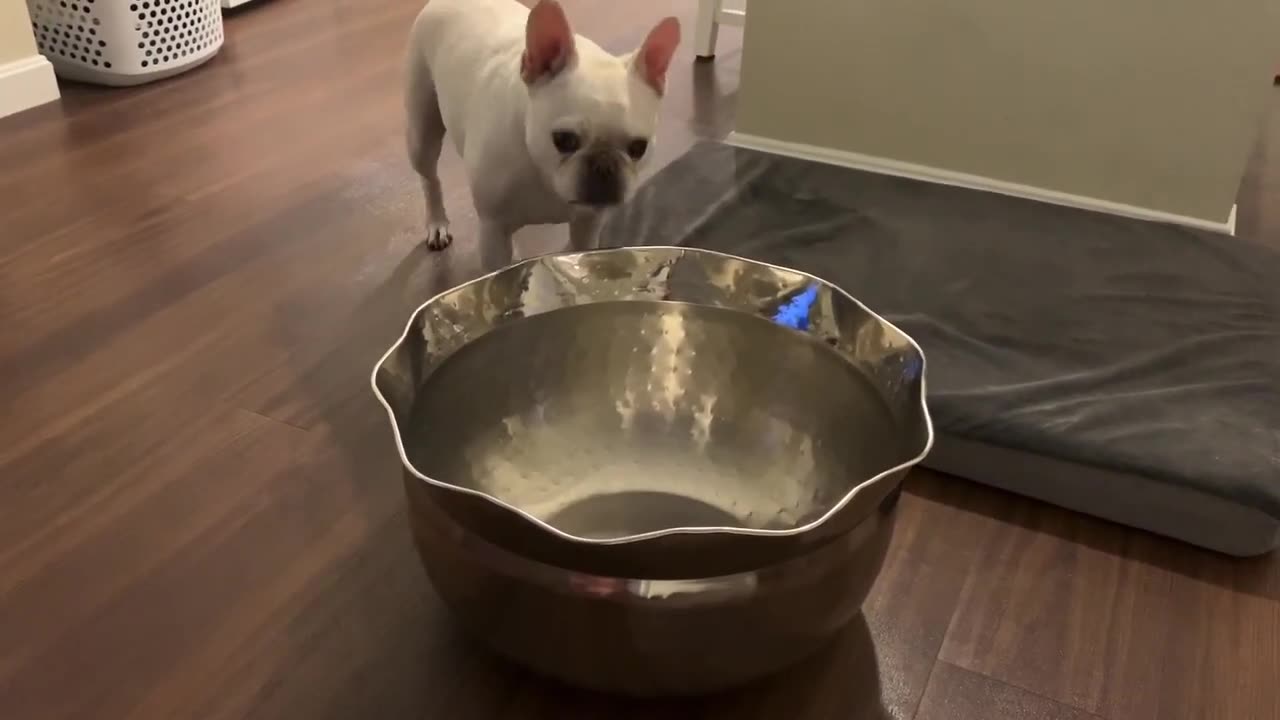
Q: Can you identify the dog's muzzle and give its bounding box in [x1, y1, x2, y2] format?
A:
[576, 150, 624, 207]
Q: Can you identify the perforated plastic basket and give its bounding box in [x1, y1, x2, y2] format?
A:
[27, 0, 223, 87]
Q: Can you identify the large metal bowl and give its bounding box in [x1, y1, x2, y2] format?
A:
[372, 246, 932, 695]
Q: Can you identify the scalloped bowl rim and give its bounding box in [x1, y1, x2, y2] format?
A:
[370, 246, 935, 546]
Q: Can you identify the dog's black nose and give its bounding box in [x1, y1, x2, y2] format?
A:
[576, 151, 624, 206]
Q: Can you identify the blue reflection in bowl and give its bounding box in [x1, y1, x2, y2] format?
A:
[772, 284, 820, 331]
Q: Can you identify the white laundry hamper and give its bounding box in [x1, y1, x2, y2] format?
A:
[26, 0, 224, 87]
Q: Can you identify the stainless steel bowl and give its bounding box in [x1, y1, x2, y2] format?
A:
[372, 246, 932, 695]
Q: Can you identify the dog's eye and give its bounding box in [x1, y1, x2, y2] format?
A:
[626, 139, 649, 160]
[551, 131, 581, 154]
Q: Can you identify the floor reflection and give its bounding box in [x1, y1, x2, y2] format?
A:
[499, 613, 890, 719]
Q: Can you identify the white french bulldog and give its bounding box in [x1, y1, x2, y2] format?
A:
[405, 0, 681, 270]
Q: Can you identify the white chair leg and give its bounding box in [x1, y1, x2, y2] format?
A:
[694, 0, 722, 60]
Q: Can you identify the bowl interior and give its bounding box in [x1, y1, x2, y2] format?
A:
[403, 300, 908, 540]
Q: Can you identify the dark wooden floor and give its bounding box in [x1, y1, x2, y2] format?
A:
[1, 1, 1277, 718]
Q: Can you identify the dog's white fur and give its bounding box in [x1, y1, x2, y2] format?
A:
[405, 0, 680, 270]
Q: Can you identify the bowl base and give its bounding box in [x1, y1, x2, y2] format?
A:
[543, 491, 743, 539]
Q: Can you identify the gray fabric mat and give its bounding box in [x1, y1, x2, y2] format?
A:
[600, 141, 1280, 550]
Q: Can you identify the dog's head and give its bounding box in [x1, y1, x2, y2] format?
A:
[520, 0, 680, 209]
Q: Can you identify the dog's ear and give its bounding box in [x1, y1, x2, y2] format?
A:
[633, 17, 681, 95]
[522, 0, 575, 84]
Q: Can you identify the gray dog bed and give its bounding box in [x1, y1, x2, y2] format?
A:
[600, 142, 1280, 556]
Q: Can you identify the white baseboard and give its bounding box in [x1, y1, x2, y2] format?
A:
[0, 55, 60, 120]
[727, 131, 1238, 236]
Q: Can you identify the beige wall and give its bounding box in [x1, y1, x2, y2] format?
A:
[735, 0, 1277, 223]
[0, 0, 39, 65]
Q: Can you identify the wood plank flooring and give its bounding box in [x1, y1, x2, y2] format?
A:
[1, 1, 1277, 717]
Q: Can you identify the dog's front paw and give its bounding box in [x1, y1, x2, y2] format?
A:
[424, 223, 453, 251]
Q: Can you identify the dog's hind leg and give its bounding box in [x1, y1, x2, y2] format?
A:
[406, 56, 452, 251]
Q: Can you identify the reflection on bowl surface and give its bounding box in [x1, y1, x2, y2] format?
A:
[406, 302, 901, 539]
